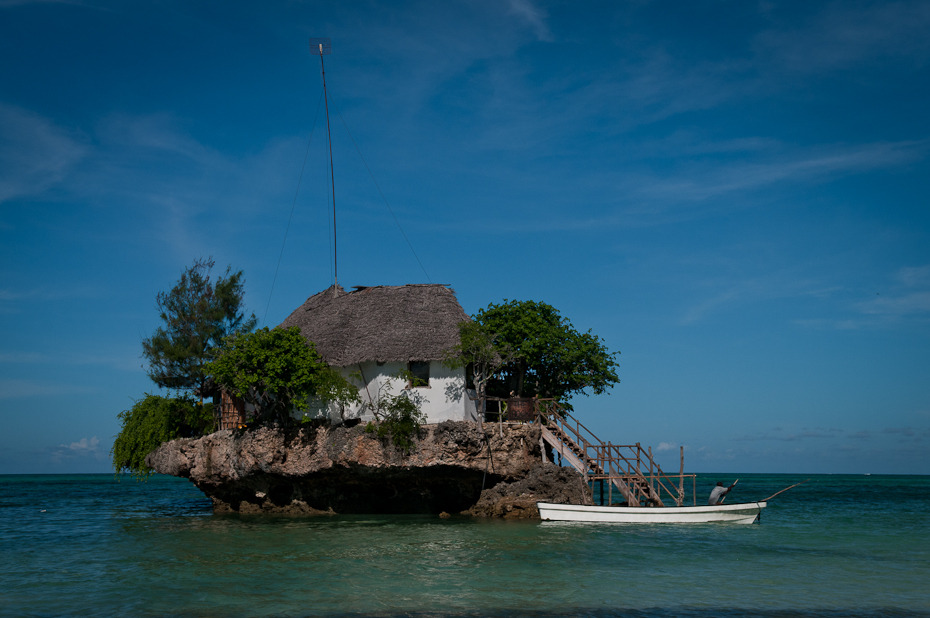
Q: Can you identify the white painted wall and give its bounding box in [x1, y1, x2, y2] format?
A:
[295, 360, 478, 425]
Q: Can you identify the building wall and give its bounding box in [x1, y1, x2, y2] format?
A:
[295, 360, 478, 425]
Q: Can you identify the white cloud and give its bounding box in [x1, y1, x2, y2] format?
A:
[896, 265, 930, 287]
[65, 436, 99, 454]
[506, 0, 552, 42]
[0, 103, 88, 204]
[637, 141, 926, 204]
[755, 2, 930, 74]
[0, 351, 48, 363]
[434, 138, 927, 236]
[679, 290, 741, 325]
[96, 113, 215, 163]
[858, 292, 930, 317]
[51, 436, 105, 463]
[14, 110, 306, 261]
[854, 264, 930, 320]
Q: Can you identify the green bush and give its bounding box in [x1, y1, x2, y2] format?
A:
[365, 390, 426, 454]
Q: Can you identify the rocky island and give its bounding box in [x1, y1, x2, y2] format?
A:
[147, 420, 592, 518]
[141, 284, 609, 518]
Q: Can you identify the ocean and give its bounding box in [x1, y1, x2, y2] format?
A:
[1, 473, 928, 617]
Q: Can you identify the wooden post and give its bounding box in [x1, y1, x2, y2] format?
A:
[648, 445, 654, 496]
[498, 399, 503, 437]
[679, 446, 685, 506]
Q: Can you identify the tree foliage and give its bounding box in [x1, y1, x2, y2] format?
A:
[111, 394, 214, 478]
[364, 371, 427, 454]
[209, 326, 358, 426]
[473, 299, 620, 401]
[314, 364, 365, 425]
[141, 257, 257, 400]
[443, 320, 513, 424]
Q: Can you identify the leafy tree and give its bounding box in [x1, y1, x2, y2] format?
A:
[443, 320, 513, 427]
[141, 257, 257, 402]
[474, 299, 619, 401]
[209, 326, 358, 426]
[314, 365, 366, 425]
[111, 394, 214, 478]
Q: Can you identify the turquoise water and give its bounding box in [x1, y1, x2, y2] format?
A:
[1, 474, 929, 616]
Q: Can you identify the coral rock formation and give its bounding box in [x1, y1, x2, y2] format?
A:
[147, 421, 590, 517]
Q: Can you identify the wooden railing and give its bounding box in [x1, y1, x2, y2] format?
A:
[535, 399, 696, 507]
[215, 390, 246, 430]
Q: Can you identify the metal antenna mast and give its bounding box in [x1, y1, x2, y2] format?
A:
[310, 37, 338, 288]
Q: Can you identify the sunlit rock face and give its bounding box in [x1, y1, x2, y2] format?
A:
[147, 421, 589, 516]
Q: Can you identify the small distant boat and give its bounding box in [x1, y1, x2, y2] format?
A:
[537, 501, 767, 524]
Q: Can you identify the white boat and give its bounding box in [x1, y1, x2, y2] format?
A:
[537, 501, 767, 524]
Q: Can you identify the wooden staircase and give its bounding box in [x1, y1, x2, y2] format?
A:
[534, 400, 692, 507]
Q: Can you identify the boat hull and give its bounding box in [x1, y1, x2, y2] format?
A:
[537, 501, 767, 524]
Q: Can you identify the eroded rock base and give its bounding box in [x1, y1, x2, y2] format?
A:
[209, 464, 503, 514]
[465, 463, 594, 519]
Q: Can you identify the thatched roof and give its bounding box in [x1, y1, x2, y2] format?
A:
[278, 284, 469, 367]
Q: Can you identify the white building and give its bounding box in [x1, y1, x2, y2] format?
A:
[278, 284, 478, 425]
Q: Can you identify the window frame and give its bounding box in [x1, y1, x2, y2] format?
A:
[407, 360, 431, 388]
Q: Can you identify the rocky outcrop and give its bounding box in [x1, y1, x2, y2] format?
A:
[147, 420, 590, 516]
[465, 463, 593, 519]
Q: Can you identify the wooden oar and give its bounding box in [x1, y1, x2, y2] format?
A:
[762, 479, 809, 502]
[719, 479, 738, 503]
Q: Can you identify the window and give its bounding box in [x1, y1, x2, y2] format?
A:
[408, 361, 430, 388]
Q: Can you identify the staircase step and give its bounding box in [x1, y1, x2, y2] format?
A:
[544, 409, 671, 506]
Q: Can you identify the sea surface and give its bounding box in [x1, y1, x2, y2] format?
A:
[1, 473, 928, 617]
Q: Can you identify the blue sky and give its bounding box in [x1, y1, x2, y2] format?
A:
[1, 0, 928, 475]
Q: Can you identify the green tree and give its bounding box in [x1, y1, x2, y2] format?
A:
[443, 320, 513, 427]
[141, 257, 257, 402]
[474, 299, 619, 401]
[111, 394, 214, 478]
[209, 326, 358, 426]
